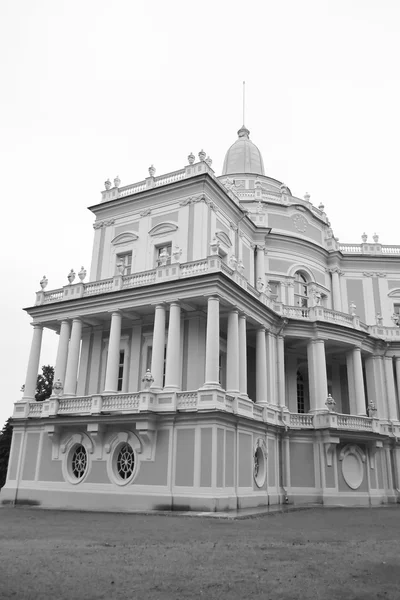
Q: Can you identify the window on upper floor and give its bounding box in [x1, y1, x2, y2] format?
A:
[394, 304, 400, 315]
[116, 252, 132, 276]
[117, 350, 125, 392]
[294, 271, 309, 308]
[156, 244, 172, 267]
[297, 372, 305, 413]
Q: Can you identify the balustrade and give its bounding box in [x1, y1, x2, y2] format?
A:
[58, 397, 92, 414]
[176, 392, 198, 409]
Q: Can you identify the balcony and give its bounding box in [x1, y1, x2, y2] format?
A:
[13, 391, 400, 438]
[34, 257, 400, 343]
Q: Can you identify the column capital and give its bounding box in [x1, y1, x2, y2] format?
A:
[30, 322, 44, 329]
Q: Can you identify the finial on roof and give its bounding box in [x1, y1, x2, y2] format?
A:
[188, 152, 195, 165]
[148, 165, 156, 177]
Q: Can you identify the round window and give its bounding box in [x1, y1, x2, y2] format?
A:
[116, 443, 135, 480]
[71, 444, 88, 480]
[108, 441, 138, 486]
[254, 443, 267, 488]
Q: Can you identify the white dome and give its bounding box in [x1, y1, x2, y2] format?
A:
[222, 126, 265, 176]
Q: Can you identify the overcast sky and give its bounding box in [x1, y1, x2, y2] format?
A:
[1, 0, 399, 428]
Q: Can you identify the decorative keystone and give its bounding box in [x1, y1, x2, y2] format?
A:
[40, 275, 48, 290]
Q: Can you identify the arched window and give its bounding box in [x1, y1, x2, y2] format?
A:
[294, 271, 309, 308]
[297, 371, 305, 413]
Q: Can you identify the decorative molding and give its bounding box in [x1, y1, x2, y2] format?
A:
[229, 221, 238, 232]
[60, 431, 94, 456]
[323, 436, 339, 467]
[293, 214, 308, 233]
[363, 271, 387, 278]
[388, 288, 400, 298]
[215, 230, 232, 248]
[93, 218, 115, 230]
[339, 444, 366, 463]
[148, 222, 178, 237]
[368, 441, 383, 469]
[111, 232, 139, 245]
[140, 208, 152, 217]
[179, 197, 192, 206]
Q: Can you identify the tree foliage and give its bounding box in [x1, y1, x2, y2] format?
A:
[35, 365, 54, 402]
[0, 418, 13, 489]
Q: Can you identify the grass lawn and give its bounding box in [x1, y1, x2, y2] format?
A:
[0, 506, 399, 599]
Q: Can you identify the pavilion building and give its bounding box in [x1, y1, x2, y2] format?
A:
[2, 125, 400, 511]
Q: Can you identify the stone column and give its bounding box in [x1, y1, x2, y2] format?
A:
[307, 339, 328, 412]
[164, 302, 181, 390]
[277, 335, 286, 407]
[352, 347, 366, 416]
[103, 312, 122, 394]
[203, 296, 220, 388]
[238, 313, 248, 397]
[266, 331, 277, 405]
[54, 320, 71, 387]
[64, 318, 83, 397]
[22, 324, 44, 400]
[395, 357, 400, 416]
[151, 304, 166, 390]
[384, 357, 398, 421]
[331, 269, 342, 312]
[346, 351, 357, 415]
[365, 355, 385, 419]
[256, 328, 267, 403]
[226, 309, 240, 394]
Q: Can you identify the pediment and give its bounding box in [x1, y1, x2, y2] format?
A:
[215, 230, 232, 247]
[388, 288, 400, 298]
[148, 222, 178, 237]
[111, 232, 139, 245]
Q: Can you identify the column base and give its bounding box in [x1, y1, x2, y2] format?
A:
[199, 382, 222, 391]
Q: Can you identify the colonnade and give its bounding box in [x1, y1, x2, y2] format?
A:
[21, 300, 400, 421]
